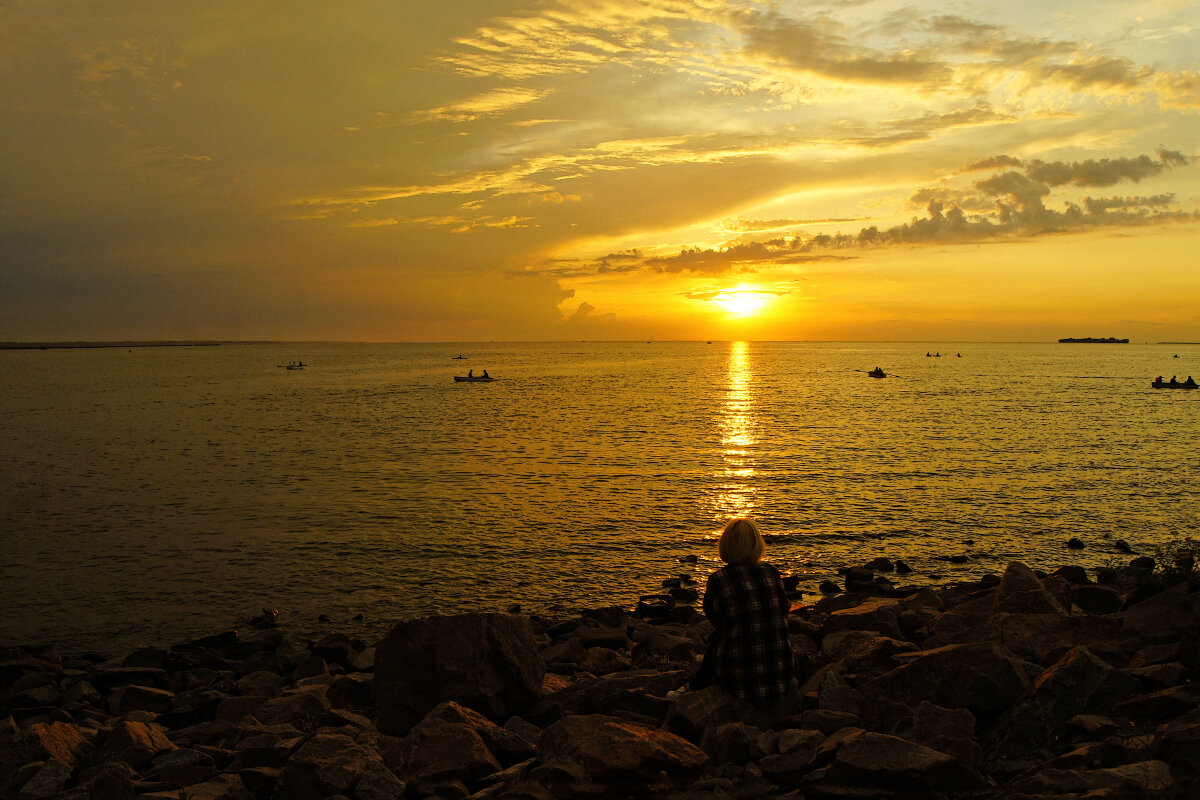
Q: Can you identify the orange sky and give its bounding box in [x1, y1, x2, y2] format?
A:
[1, 0, 1198, 342]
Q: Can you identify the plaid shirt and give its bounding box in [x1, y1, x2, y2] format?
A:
[702, 562, 794, 704]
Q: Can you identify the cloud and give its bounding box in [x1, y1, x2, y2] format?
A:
[739, 10, 952, 87]
[552, 147, 1195, 280]
[1154, 71, 1200, 111]
[415, 87, 547, 122]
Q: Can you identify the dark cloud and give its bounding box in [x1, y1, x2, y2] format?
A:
[1025, 155, 1172, 187]
[739, 10, 952, 86]
[1036, 56, 1151, 91]
[562, 148, 1195, 279]
[962, 155, 1023, 172]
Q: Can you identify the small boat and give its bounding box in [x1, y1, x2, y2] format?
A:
[283, 361, 306, 370]
[1152, 378, 1197, 389]
[452, 355, 467, 360]
[454, 375, 494, 383]
[867, 368, 886, 378]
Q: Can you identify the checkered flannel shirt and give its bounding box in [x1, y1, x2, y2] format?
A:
[702, 562, 794, 704]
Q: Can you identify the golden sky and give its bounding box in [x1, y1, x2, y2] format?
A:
[2, 0, 1197, 341]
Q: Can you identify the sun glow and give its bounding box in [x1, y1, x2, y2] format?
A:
[714, 287, 771, 317]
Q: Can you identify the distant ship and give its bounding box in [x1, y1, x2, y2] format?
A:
[1058, 337, 1129, 343]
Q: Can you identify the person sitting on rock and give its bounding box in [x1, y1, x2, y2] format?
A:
[691, 517, 795, 704]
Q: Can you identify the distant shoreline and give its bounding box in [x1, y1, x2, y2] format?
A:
[0, 341, 272, 350]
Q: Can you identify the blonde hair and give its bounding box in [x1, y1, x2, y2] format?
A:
[718, 517, 765, 565]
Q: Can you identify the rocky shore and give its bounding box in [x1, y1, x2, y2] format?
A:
[3, 555, 1199, 800]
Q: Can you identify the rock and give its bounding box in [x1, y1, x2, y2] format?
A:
[91, 720, 177, 768]
[895, 559, 912, 574]
[254, 689, 333, 726]
[1123, 583, 1200, 643]
[373, 613, 544, 735]
[538, 714, 707, 790]
[993, 561, 1066, 615]
[275, 732, 376, 800]
[823, 598, 903, 639]
[1004, 759, 1173, 795]
[390, 711, 501, 789]
[819, 580, 841, 594]
[699, 722, 765, 764]
[1115, 539, 1133, 553]
[16, 758, 72, 799]
[820, 630, 917, 676]
[899, 701, 982, 769]
[799, 709, 860, 735]
[816, 729, 989, 793]
[863, 557, 895, 572]
[865, 642, 1032, 716]
[1070, 583, 1123, 615]
[990, 647, 1142, 758]
[16, 721, 93, 770]
[1067, 537, 1085, 550]
[110, 684, 175, 715]
[353, 758, 405, 800]
[138, 773, 247, 800]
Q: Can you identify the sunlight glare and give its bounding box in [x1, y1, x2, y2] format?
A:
[715, 287, 771, 317]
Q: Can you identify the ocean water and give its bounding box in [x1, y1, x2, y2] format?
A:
[1, 341, 1197, 654]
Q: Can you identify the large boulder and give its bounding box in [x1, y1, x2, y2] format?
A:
[537, 714, 707, 791]
[274, 732, 377, 800]
[989, 646, 1143, 759]
[992, 562, 1066, 615]
[864, 642, 1032, 716]
[811, 729, 989, 794]
[373, 613, 544, 735]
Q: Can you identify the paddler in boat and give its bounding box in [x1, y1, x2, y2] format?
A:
[482, 369, 490, 379]
[468, 369, 474, 378]
[1186, 376, 1198, 388]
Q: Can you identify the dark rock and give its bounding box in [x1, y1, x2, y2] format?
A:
[1130, 555, 1156, 570]
[865, 642, 1032, 716]
[390, 707, 502, 789]
[894, 560, 912, 574]
[16, 721, 94, 770]
[1003, 760, 1172, 795]
[373, 613, 544, 736]
[1067, 537, 1085, 550]
[538, 714, 707, 790]
[989, 647, 1143, 758]
[823, 598, 903, 639]
[819, 581, 841, 595]
[1047, 565, 1089, 584]
[1123, 583, 1200, 643]
[275, 732, 377, 800]
[816, 729, 989, 793]
[1070, 583, 1123, 615]
[863, 557, 895, 573]
[993, 561, 1066, 615]
[1115, 539, 1134, 553]
[91, 720, 176, 768]
[110, 684, 175, 715]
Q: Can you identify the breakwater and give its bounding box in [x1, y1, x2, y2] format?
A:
[3, 554, 1198, 799]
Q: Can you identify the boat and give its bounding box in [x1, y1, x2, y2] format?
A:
[1152, 378, 1197, 389]
[452, 355, 467, 360]
[867, 368, 886, 378]
[454, 375, 494, 383]
[283, 361, 306, 370]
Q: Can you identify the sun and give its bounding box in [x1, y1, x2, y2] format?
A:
[714, 287, 771, 317]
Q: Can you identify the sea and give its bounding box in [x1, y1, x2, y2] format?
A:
[1, 341, 1197, 655]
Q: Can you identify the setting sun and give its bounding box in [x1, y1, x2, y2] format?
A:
[714, 288, 772, 317]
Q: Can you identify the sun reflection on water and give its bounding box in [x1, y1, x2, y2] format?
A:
[714, 341, 759, 518]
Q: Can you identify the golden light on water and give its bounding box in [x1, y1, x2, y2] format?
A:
[714, 340, 759, 518]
